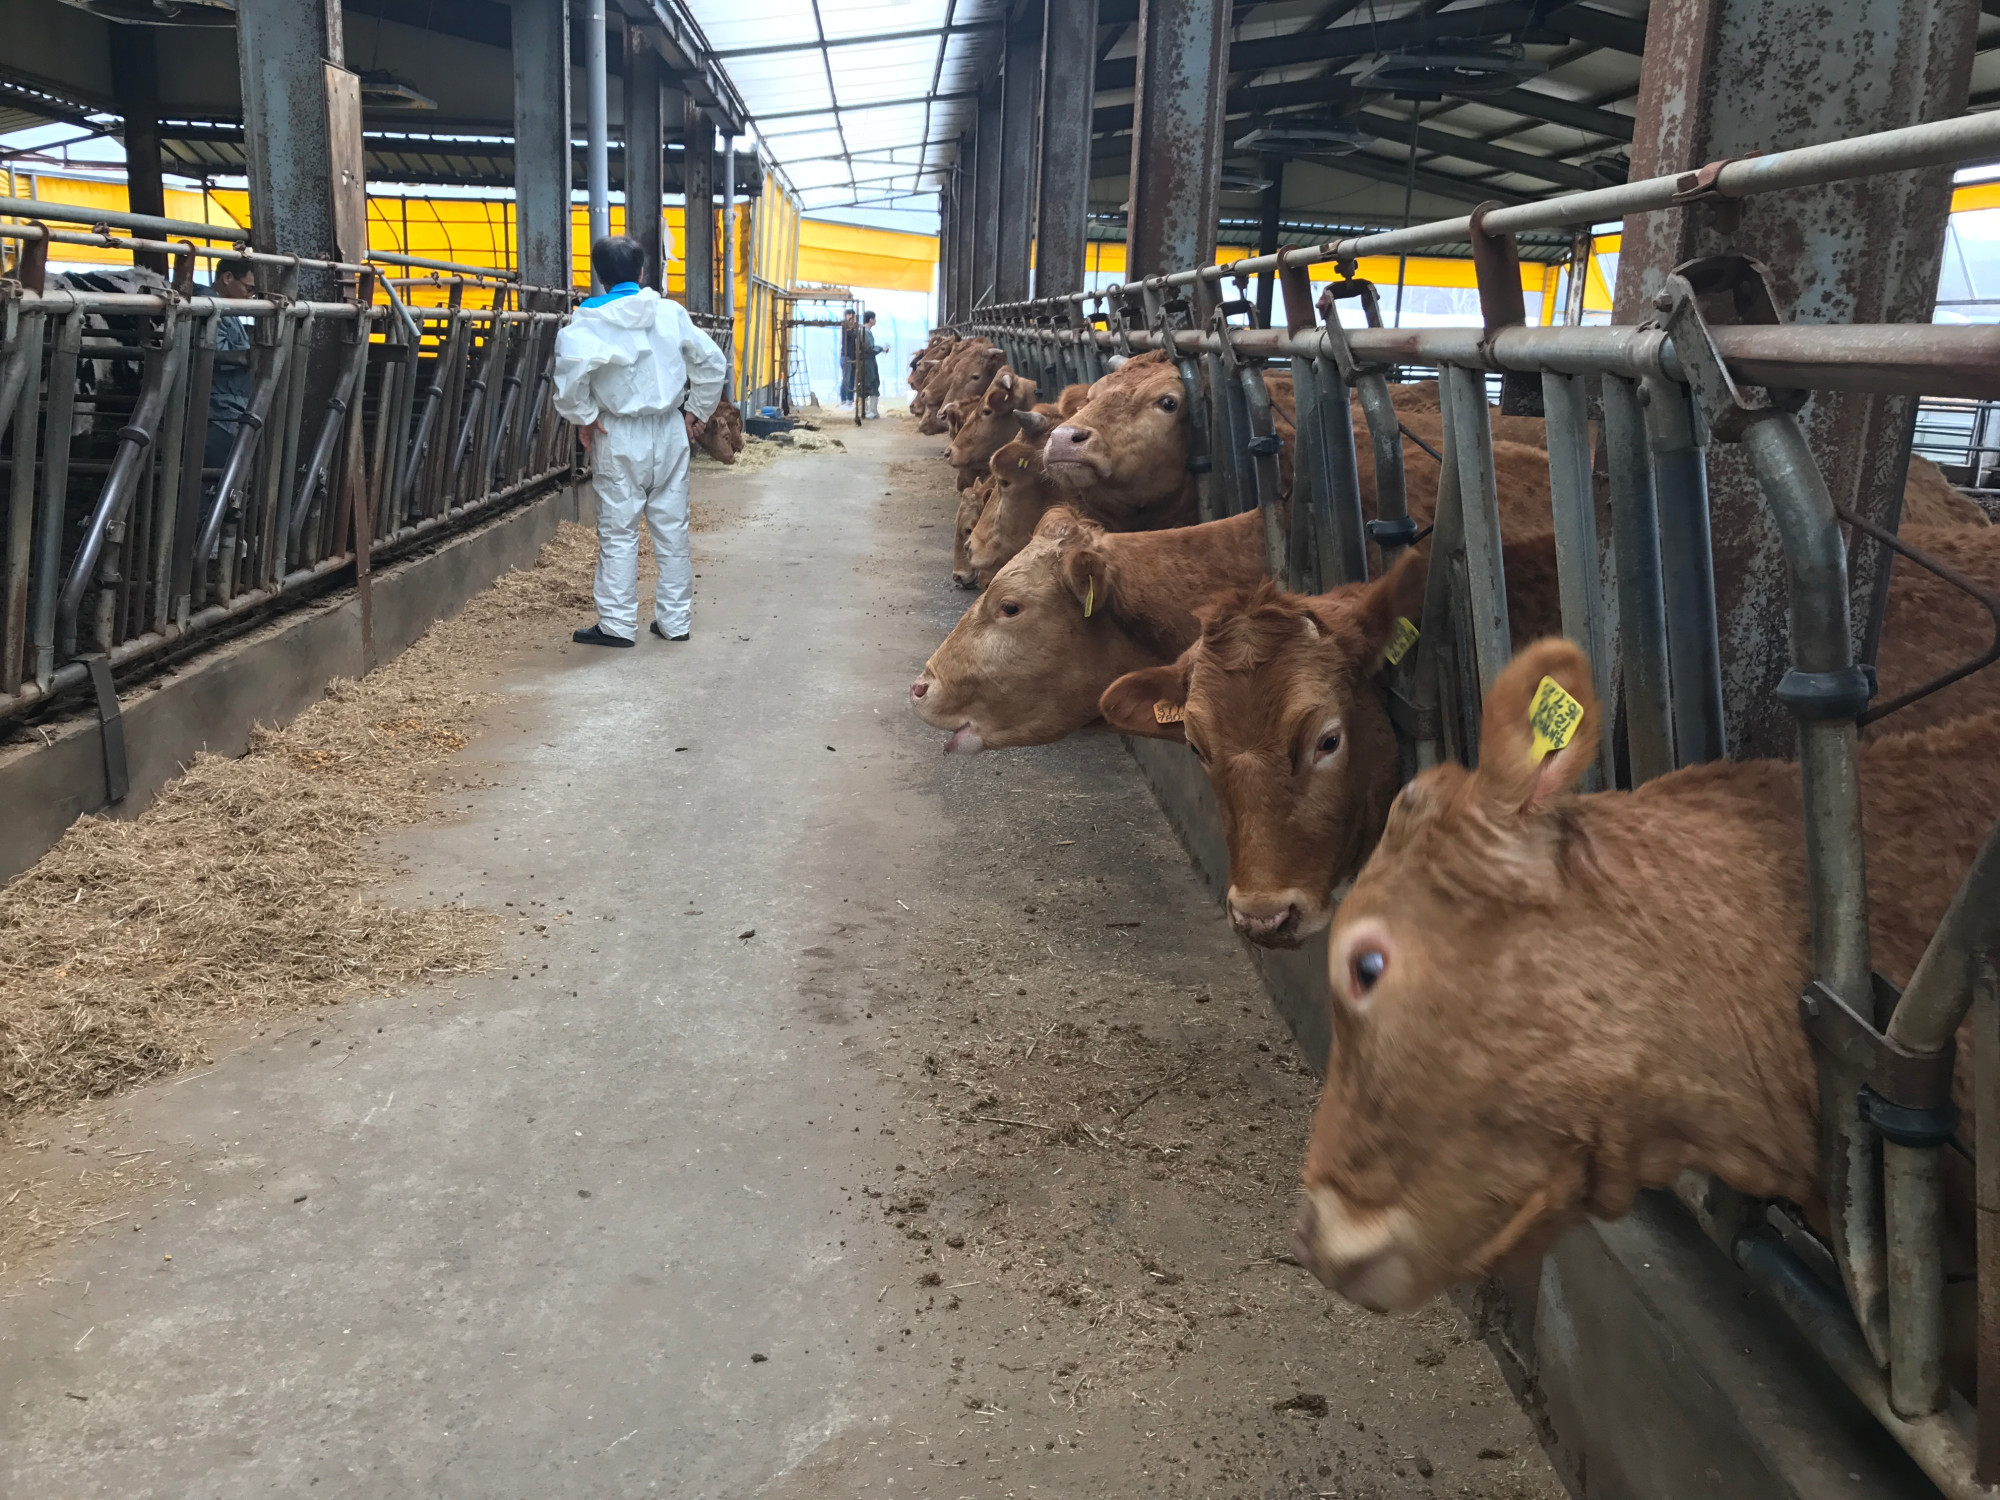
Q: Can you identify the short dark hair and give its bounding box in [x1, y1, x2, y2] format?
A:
[590, 235, 646, 289]
[214, 256, 255, 282]
[863, 311, 877, 323]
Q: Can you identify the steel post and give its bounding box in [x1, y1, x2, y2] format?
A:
[512, 0, 571, 292]
[584, 0, 611, 263]
[235, 0, 357, 304]
[1254, 157, 1282, 327]
[1541, 370, 1614, 789]
[1444, 364, 1512, 697]
[1614, 0, 1980, 760]
[996, 20, 1040, 304]
[1035, 0, 1096, 300]
[1124, 0, 1227, 277]
[108, 25, 168, 277]
[625, 33, 665, 289]
[972, 86, 1003, 309]
[683, 98, 716, 315]
[723, 138, 738, 356]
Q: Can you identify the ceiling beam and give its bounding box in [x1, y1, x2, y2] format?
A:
[1478, 86, 1636, 141]
[1349, 108, 1605, 190]
[714, 21, 1001, 59]
[1540, 1, 1648, 55]
[756, 90, 976, 122]
[1305, 146, 1534, 205]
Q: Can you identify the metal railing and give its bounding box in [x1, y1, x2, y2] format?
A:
[0, 214, 585, 726]
[969, 110, 2000, 1497]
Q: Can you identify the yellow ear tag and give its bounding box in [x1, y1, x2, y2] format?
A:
[1527, 675, 1584, 766]
[1383, 616, 1419, 667]
[1016, 456, 1028, 470]
[1084, 577, 1094, 618]
[1153, 701, 1185, 725]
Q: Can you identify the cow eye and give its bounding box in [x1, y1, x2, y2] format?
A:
[998, 600, 1022, 618]
[1351, 948, 1387, 994]
[1314, 729, 1342, 763]
[1157, 395, 1179, 413]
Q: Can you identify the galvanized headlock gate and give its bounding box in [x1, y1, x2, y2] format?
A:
[973, 112, 2000, 1498]
[0, 204, 589, 737]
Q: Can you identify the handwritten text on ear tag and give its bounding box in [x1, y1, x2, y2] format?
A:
[1528, 675, 1584, 765]
[1153, 701, 1185, 725]
[1384, 616, 1418, 667]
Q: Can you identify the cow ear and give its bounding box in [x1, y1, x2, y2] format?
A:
[1100, 660, 1189, 742]
[1355, 545, 1430, 668]
[1473, 638, 1599, 816]
[1059, 384, 1091, 417]
[986, 368, 1016, 411]
[1059, 542, 1109, 621]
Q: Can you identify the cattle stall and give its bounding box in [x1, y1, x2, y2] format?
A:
[968, 111, 2000, 1500]
[0, 202, 586, 746]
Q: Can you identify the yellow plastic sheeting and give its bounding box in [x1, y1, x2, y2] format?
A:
[1, 171, 246, 269]
[796, 219, 938, 294]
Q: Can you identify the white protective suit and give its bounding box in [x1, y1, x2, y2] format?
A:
[551, 287, 729, 640]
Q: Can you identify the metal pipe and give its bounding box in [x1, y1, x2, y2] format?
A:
[31, 311, 80, 686]
[1645, 377, 1726, 767]
[56, 315, 183, 657]
[287, 316, 377, 547]
[2, 310, 44, 696]
[1888, 817, 2000, 1051]
[192, 311, 300, 573]
[1734, 1228, 1990, 1500]
[1601, 376, 1674, 785]
[1540, 370, 1613, 791]
[1740, 410, 1885, 1363]
[0, 192, 248, 242]
[1444, 365, 1512, 696]
[585, 0, 611, 267]
[1978, 958, 2000, 1484]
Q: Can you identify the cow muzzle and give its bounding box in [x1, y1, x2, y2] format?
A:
[1226, 886, 1322, 948]
[1292, 1189, 1413, 1314]
[1042, 425, 1098, 474]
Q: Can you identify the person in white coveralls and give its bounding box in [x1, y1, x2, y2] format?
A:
[552, 235, 730, 647]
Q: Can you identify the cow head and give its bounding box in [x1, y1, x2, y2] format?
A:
[918, 345, 1008, 435]
[1040, 352, 1191, 519]
[948, 368, 1040, 482]
[909, 507, 1160, 753]
[695, 397, 746, 464]
[1292, 638, 1610, 1313]
[1098, 552, 1427, 947]
[952, 476, 995, 589]
[966, 439, 1060, 586]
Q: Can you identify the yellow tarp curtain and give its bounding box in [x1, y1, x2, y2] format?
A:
[795, 219, 938, 295]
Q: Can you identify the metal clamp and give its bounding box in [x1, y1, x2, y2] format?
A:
[1800, 977, 1959, 1124]
[1777, 664, 1877, 720]
[1315, 277, 1386, 386]
[1670, 153, 1760, 205]
[1659, 255, 1808, 442]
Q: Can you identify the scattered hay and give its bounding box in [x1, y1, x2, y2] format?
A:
[693, 434, 782, 475]
[0, 520, 607, 1131]
[792, 429, 849, 454]
[0, 1144, 178, 1276]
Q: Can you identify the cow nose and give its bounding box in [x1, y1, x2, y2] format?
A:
[1228, 898, 1300, 945]
[950, 570, 977, 590]
[1292, 1199, 1322, 1276]
[1045, 425, 1092, 462]
[910, 677, 929, 700]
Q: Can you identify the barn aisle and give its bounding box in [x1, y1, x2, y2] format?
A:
[0, 417, 1557, 1499]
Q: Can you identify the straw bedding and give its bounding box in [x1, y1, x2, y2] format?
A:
[0, 521, 609, 1131]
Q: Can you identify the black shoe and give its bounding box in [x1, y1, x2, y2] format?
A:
[573, 624, 635, 647]
[651, 622, 690, 641]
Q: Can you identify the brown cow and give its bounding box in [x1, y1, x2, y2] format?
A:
[951, 474, 996, 590]
[1291, 637, 2000, 1314]
[917, 340, 1006, 435]
[693, 396, 746, 464]
[965, 439, 1064, 588]
[947, 368, 1041, 486]
[1102, 520, 2000, 946]
[909, 507, 1267, 753]
[1099, 543, 1560, 946]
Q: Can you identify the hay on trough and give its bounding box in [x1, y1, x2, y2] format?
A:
[0, 521, 606, 1130]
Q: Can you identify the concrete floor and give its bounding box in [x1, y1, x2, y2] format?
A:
[0, 417, 1558, 1499]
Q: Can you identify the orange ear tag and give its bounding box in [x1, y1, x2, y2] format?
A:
[1527, 675, 1584, 765]
[1153, 701, 1185, 725]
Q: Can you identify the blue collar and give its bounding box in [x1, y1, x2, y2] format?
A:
[581, 281, 642, 308]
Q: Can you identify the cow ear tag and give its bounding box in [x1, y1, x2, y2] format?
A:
[1383, 616, 1418, 667]
[1016, 456, 1028, 470]
[1527, 675, 1584, 765]
[1083, 577, 1094, 617]
[1153, 701, 1185, 725]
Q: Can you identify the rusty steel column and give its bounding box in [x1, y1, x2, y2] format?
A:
[995, 19, 1041, 304]
[236, 0, 361, 302]
[938, 181, 958, 323]
[954, 147, 975, 318]
[971, 84, 1004, 309]
[1613, 0, 1980, 758]
[683, 96, 715, 314]
[109, 26, 167, 277]
[625, 34, 665, 289]
[1035, 0, 1098, 299]
[512, 0, 572, 294]
[1124, 0, 1227, 277]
